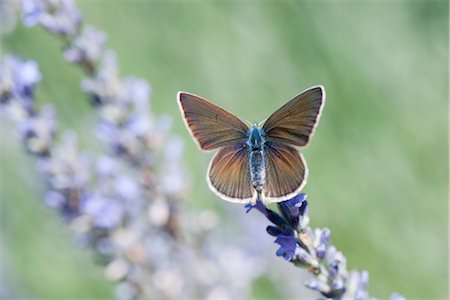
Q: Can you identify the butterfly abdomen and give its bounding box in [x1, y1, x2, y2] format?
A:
[249, 149, 266, 193]
[247, 126, 267, 194]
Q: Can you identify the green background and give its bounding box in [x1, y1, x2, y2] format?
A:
[1, 0, 447, 299]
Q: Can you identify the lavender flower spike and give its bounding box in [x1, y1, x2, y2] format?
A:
[64, 25, 107, 73]
[246, 193, 406, 299]
[11, 0, 264, 298]
[0, 54, 41, 120]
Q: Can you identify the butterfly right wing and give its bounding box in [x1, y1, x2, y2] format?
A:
[178, 92, 249, 151]
[207, 144, 255, 203]
[263, 86, 325, 147]
[263, 141, 308, 202]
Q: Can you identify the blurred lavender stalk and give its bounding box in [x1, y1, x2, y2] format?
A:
[0, 1, 264, 299]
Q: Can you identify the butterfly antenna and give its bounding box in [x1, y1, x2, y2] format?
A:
[244, 120, 252, 126]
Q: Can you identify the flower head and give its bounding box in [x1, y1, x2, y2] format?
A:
[22, 0, 82, 37]
[278, 193, 308, 230]
[0, 55, 41, 119]
[18, 105, 56, 156]
[64, 25, 107, 70]
[274, 228, 297, 261]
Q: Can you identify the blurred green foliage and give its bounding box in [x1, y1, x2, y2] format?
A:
[1, 0, 447, 299]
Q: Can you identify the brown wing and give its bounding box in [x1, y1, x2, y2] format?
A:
[207, 144, 255, 203]
[263, 141, 307, 202]
[263, 86, 325, 147]
[178, 92, 249, 151]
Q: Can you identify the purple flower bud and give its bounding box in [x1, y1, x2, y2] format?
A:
[12, 57, 41, 99]
[96, 155, 117, 178]
[278, 193, 307, 229]
[115, 176, 140, 200]
[293, 244, 315, 265]
[315, 228, 331, 260]
[64, 26, 107, 67]
[125, 114, 151, 138]
[266, 225, 282, 237]
[121, 77, 151, 110]
[81, 51, 121, 104]
[1, 55, 41, 118]
[18, 105, 56, 156]
[274, 229, 297, 261]
[355, 271, 369, 300]
[82, 194, 123, 229]
[21, 0, 82, 37]
[305, 278, 331, 294]
[44, 190, 65, 208]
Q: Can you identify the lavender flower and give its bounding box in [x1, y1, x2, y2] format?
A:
[18, 105, 56, 156]
[5, 1, 264, 299]
[247, 194, 405, 299]
[21, 0, 82, 37]
[81, 50, 121, 105]
[0, 55, 41, 120]
[82, 157, 142, 229]
[64, 25, 107, 73]
[38, 131, 90, 219]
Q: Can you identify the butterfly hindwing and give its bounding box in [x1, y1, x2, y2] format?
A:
[178, 92, 249, 151]
[207, 144, 255, 203]
[263, 141, 307, 201]
[263, 86, 325, 147]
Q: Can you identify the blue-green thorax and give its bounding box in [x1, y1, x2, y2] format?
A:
[246, 124, 266, 150]
[247, 123, 266, 195]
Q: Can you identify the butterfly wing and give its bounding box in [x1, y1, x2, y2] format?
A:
[178, 92, 249, 151]
[263, 85, 325, 147]
[263, 141, 307, 202]
[207, 144, 255, 203]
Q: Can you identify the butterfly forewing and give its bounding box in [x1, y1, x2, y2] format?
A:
[263, 86, 325, 147]
[207, 144, 255, 203]
[263, 141, 307, 201]
[178, 92, 249, 151]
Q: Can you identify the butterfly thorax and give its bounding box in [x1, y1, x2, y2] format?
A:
[247, 125, 266, 195]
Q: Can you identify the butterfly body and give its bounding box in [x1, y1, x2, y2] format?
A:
[178, 85, 325, 204]
[247, 124, 267, 195]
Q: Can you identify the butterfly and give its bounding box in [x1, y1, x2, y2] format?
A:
[177, 85, 325, 204]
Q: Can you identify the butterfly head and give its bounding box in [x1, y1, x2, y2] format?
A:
[247, 123, 266, 150]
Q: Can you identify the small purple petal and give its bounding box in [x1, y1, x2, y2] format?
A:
[83, 195, 123, 229]
[115, 176, 139, 200]
[316, 228, 331, 259]
[305, 278, 331, 294]
[266, 225, 282, 237]
[244, 200, 267, 216]
[274, 230, 297, 261]
[278, 193, 308, 228]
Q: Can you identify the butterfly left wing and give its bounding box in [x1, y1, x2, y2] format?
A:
[178, 92, 249, 151]
[207, 144, 255, 203]
[263, 141, 307, 202]
[263, 85, 325, 147]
